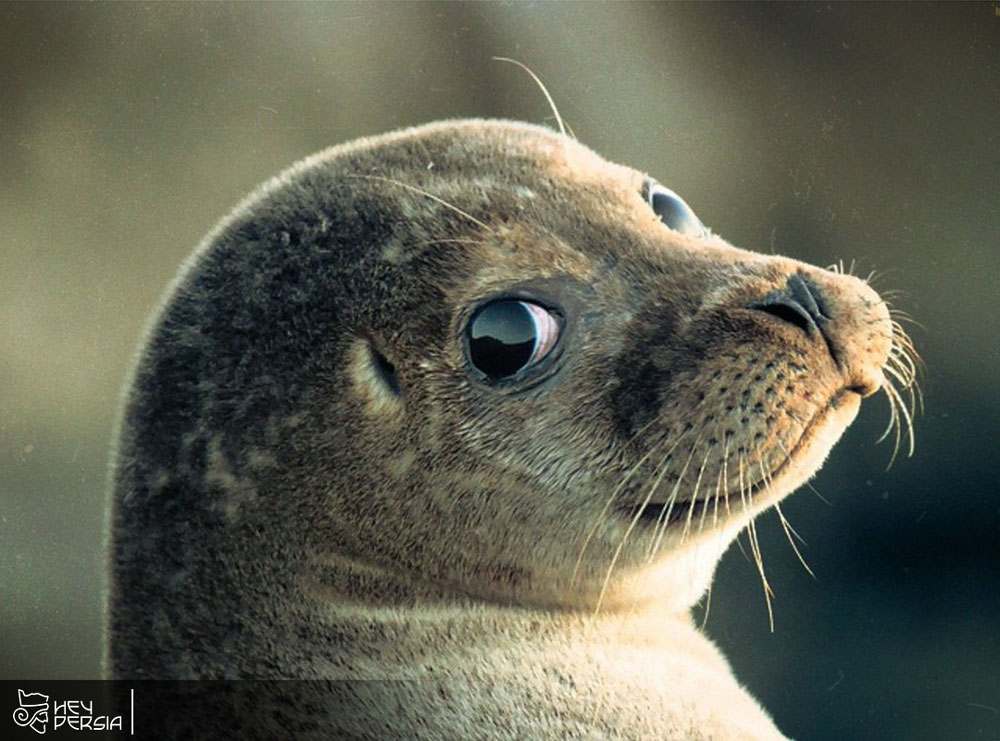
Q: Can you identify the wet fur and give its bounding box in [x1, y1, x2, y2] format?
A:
[105, 120, 914, 739]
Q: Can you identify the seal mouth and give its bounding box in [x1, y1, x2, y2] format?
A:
[621, 388, 859, 531]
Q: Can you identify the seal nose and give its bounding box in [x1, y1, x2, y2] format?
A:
[751, 273, 831, 340]
[749, 272, 887, 397]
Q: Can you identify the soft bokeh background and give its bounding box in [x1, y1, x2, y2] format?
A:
[2, 3, 997, 739]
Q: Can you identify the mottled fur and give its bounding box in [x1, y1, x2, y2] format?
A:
[105, 120, 894, 739]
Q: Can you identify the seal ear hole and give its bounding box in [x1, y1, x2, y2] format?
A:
[371, 346, 401, 397]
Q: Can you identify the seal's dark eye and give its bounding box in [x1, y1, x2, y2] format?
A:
[647, 182, 704, 237]
[467, 299, 561, 380]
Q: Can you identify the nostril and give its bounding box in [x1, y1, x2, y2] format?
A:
[748, 273, 842, 369]
[787, 273, 831, 322]
[749, 274, 832, 339]
[754, 301, 815, 336]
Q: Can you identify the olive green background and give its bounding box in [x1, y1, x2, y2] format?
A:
[2, 3, 997, 740]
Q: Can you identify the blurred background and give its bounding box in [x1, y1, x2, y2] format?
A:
[2, 3, 997, 739]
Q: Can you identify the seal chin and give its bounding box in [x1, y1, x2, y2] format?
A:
[757, 386, 863, 511]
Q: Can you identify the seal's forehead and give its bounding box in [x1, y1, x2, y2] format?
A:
[280, 118, 657, 273]
[334, 118, 644, 193]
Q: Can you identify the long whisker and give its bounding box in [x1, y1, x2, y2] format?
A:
[702, 462, 724, 536]
[636, 439, 684, 561]
[571, 416, 670, 585]
[753, 446, 815, 579]
[409, 237, 489, 249]
[883, 379, 915, 466]
[721, 436, 732, 520]
[774, 502, 816, 579]
[876, 376, 901, 447]
[345, 174, 493, 232]
[883, 363, 917, 414]
[698, 444, 731, 630]
[492, 57, 569, 139]
[595, 430, 693, 613]
[741, 453, 775, 631]
[642, 447, 682, 561]
[699, 581, 714, 630]
[647, 433, 702, 560]
[680, 447, 712, 544]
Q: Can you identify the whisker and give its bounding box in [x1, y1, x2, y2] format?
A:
[409, 237, 489, 249]
[886, 348, 917, 387]
[345, 174, 493, 232]
[595, 430, 694, 613]
[757, 447, 815, 580]
[774, 502, 816, 579]
[571, 416, 669, 585]
[492, 57, 569, 139]
[755, 446, 814, 579]
[747, 507, 775, 631]
[703, 464, 724, 536]
[741, 453, 775, 631]
[883, 379, 916, 466]
[647, 435, 702, 560]
[876, 378, 901, 445]
[883, 363, 917, 407]
[721, 437, 733, 520]
[699, 581, 714, 631]
[888, 308, 922, 326]
[680, 448, 713, 544]
[882, 311, 921, 466]
[638, 439, 685, 561]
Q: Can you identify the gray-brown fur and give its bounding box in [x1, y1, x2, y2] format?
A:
[105, 120, 904, 738]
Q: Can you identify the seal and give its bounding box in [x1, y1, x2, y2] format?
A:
[104, 119, 916, 739]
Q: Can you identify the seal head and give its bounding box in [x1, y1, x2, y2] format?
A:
[106, 120, 902, 684]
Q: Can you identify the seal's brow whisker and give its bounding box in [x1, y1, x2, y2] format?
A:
[345, 174, 494, 232]
[492, 57, 571, 140]
[410, 237, 489, 248]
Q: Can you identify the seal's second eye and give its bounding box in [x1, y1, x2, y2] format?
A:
[467, 300, 561, 380]
[647, 181, 705, 237]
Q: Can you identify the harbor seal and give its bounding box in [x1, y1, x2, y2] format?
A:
[104, 119, 916, 739]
